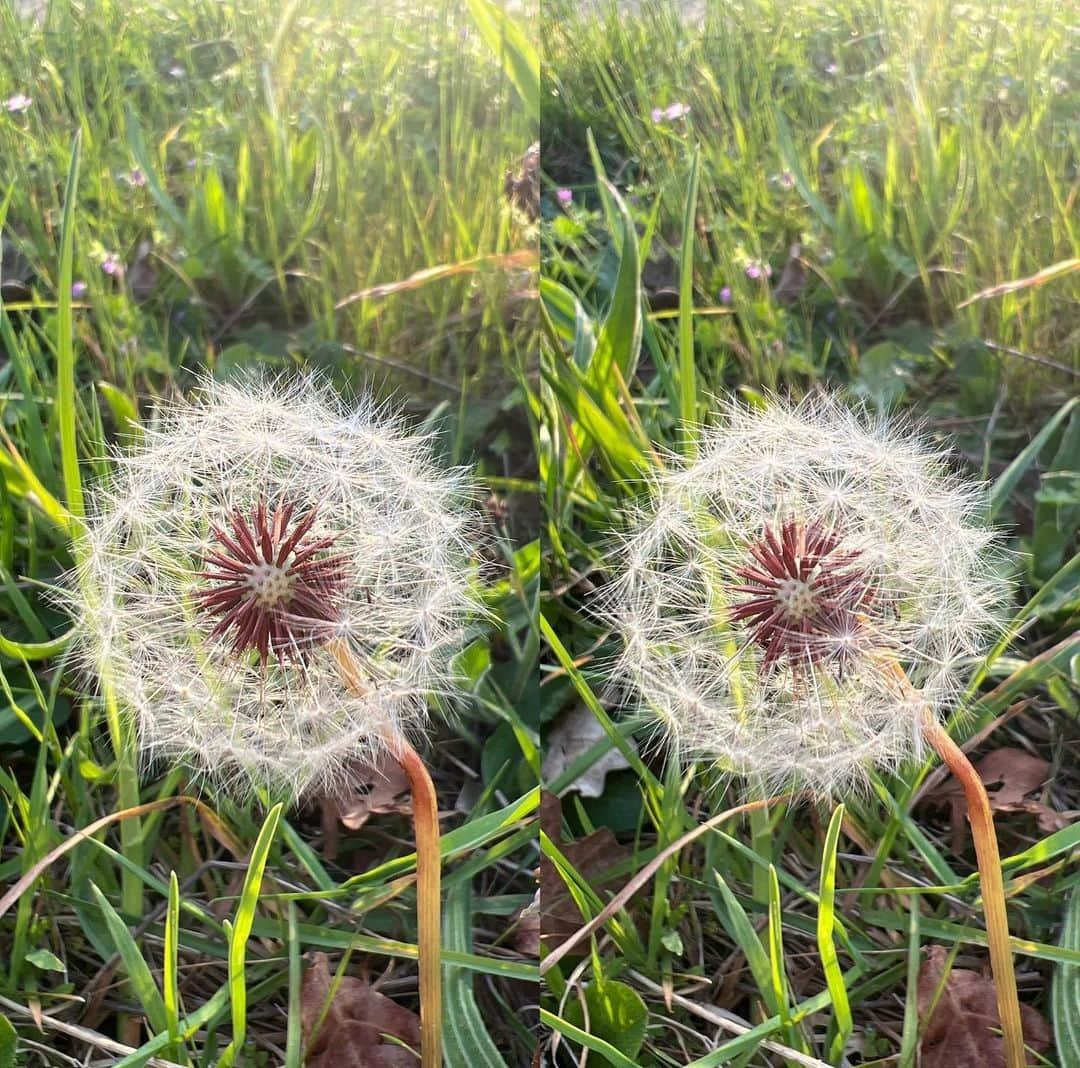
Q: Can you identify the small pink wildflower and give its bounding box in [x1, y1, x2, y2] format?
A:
[71, 281, 88, 299]
[556, 188, 573, 206]
[101, 254, 123, 277]
[4, 93, 31, 113]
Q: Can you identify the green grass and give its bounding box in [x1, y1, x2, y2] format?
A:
[3, 0, 1079, 1064]
[539, 0, 1079, 1063]
[0, 0, 534, 399]
[0, 1, 538, 1065]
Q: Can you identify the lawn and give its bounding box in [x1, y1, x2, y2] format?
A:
[1, 0, 1078, 1065]
[0, 1, 539, 1065]
[539, 0, 1079, 1064]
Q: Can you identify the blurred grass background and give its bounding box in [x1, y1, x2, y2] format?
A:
[0, 0, 540, 1064]
[539, 0, 1079, 1064]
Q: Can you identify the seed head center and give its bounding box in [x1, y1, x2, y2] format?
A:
[195, 498, 348, 664]
[247, 562, 293, 607]
[775, 576, 816, 619]
[730, 517, 874, 675]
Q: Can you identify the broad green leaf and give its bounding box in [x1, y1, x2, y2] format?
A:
[564, 979, 647, 1063]
[25, 947, 65, 972]
[1053, 886, 1080, 1068]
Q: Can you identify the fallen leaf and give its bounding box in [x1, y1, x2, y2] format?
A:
[976, 748, 1051, 805]
[923, 747, 1067, 846]
[975, 748, 1069, 834]
[917, 946, 1051, 1067]
[541, 705, 637, 799]
[301, 952, 420, 1067]
[318, 755, 413, 859]
[509, 889, 541, 956]
[540, 793, 633, 953]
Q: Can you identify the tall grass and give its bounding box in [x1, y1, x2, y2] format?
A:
[543, 0, 1078, 409]
[538, 2, 1079, 1061]
[0, 1, 539, 1064]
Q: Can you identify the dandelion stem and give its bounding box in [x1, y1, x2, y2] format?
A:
[330, 640, 442, 1068]
[392, 737, 443, 1068]
[881, 658, 1024, 1068]
[918, 708, 1025, 1068]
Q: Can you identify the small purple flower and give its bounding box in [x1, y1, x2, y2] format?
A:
[746, 264, 763, 281]
[129, 168, 147, 188]
[778, 170, 795, 190]
[719, 286, 732, 305]
[71, 281, 88, 299]
[665, 102, 690, 121]
[4, 93, 32, 113]
[556, 188, 573, 206]
[651, 107, 664, 123]
[101, 254, 123, 277]
[825, 62, 839, 75]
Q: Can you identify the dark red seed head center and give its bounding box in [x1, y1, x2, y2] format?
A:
[196, 498, 349, 664]
[730, 517, 873, 675]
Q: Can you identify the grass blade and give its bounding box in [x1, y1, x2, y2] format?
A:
[88, 882, 168, 1036]
[1053, 886, 1080, 1068]
[817, 805, 852, 1063]
[56, 131, 83, 520]
[678, 147, 701, 447]
[218, 802, 283, 1067]
[442, 882, 507, 1067]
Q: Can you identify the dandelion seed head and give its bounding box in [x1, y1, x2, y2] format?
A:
[63, 375, 483, 802]
[601, 394, 1009, 797]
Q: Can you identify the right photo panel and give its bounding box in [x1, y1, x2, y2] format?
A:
[538, 2, 1079, 1066]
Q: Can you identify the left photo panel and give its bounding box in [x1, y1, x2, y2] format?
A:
[0, 1, 539, 1065]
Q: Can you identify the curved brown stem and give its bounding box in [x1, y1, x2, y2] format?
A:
[877, 653, 1025, 1068]
[919, 709, 1025, 1068]
[391, 737, 443, 1068]
[330, 640, 442, 1068]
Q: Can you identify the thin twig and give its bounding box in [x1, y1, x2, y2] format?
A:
[627, 972, 833, 1068]
[540, 795, 787, 975]
[983, 338, 1079, 378]
[0, 993, 183, 1067]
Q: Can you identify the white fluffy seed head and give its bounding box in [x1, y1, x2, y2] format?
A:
[601, 393, 1011, 798]
[62, 375, 484, 803]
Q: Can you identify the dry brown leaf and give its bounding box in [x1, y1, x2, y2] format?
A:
[509, 889, 541, 957]
[301, 952, 420, 1067]
[541, 704, 636, 799]
[924, 747, 1067, 845]
[976, 748, 1051, 805]
[318, 755, 413, 859]
[917, 946, 1051, 1067]
[539, 792, 632, 953]
[974, 748, 1069, 834]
